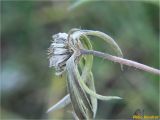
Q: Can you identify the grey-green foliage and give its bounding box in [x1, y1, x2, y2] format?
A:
[48, 29, 123, 119]
[66, 34, 96, 118]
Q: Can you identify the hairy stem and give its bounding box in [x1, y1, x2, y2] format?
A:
[80, 49, 160, 75]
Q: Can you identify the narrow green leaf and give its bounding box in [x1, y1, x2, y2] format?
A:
[86, 72, 97, 117]
[46, 94, 70, 113]
[80, 30, 123, 69]
[66, 55, 93, 119]
[79, 78, 122, 101]
[79, 35, 97, 117]
[81, 30, 123, 58]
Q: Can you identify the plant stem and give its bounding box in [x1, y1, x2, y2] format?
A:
[80, 49, 160, 75]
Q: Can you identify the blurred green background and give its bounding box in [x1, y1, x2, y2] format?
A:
[1, 0, 159, 119]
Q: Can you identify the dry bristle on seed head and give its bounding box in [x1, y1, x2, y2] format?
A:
[48, 33, 73, 76]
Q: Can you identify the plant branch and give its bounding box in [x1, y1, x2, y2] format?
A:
[80, 49, 160, 75]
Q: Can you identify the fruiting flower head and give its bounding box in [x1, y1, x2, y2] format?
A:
[47, 29, 123, 119]
[48, 33, 73, 75]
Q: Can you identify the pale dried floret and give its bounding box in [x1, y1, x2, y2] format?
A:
[48, 33, 73, 75]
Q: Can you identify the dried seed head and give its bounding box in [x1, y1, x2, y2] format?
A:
[47, 29, 123, 119]
[48, 33, 73, 75]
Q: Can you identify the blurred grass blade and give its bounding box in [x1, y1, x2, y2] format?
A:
[47, 94, 71, 113]
[68, 0, 91, 11]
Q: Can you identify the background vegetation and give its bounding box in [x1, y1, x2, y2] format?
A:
[1, 1, 159, 119]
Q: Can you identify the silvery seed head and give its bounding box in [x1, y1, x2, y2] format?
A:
[48, 33, 73, 75]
